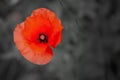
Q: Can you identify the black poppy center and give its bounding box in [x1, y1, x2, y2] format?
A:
[38, 34, 48, 43]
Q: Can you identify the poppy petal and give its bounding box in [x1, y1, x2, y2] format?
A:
[31, 8, 63, 39]
[49, 19, 63, 48]
[14, 23, 53, 65]
[29, 46, 53, 65]
[22, 45, 53, 65]
[49, 31, 62, 48]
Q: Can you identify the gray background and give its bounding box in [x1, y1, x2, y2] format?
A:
[0, 0, 120, 80]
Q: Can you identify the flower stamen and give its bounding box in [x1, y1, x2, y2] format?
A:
[39, 34, 48, 43]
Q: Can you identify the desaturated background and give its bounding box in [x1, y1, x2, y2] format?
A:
[0, 0, 120, 80]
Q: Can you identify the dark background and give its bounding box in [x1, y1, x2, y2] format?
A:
[0, 0, 120, 80]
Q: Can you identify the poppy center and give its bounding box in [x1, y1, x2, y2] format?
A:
[39, 34, 48, 43]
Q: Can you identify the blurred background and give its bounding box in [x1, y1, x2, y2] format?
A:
[0, 0, 120, 80]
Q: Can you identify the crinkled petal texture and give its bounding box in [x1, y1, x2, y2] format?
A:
[13, 8, 63, 65]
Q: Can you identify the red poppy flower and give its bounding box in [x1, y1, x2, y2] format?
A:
[13, 8, 63, 65]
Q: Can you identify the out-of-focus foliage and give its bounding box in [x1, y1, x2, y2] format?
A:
[0, 0, 120, 80]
